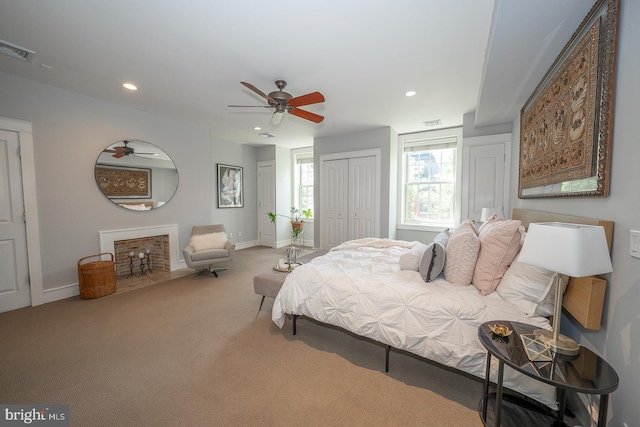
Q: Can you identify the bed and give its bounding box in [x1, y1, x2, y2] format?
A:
[272, 209, 614, 408]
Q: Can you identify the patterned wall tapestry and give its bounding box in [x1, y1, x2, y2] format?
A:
[519, 19, 601, 189]
[95, 166, 151, 198]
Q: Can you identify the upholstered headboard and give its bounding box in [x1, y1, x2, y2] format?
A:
[512, 208, 614, 330]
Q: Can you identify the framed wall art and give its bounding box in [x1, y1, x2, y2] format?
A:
[217, 164, 243, 208]
[518, 0, 619, 198]
[95, 165, 151, 198]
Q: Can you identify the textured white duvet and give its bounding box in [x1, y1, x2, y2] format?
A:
[272, 239, 558, 407]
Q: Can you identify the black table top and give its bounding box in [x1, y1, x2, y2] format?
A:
[478, 321, 618, 395]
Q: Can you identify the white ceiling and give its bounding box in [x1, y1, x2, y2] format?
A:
[0, 0, 595, 149]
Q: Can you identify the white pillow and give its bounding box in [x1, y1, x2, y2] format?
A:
[399, 243, 428, 271]
[444, 220, 480, 286]
[496, 253, 569, 316]
[189, 232, 228, 252]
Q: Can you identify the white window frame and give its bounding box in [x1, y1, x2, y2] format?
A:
[397, 127, 463, 231]
[291, 147, 314, 221]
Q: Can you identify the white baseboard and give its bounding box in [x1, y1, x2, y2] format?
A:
[236, 240, 259, 250]
[43, 283, 79, 303]
[40, 240, 260, 305]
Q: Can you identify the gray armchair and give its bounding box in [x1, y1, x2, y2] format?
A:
[183, 225, 235, 277]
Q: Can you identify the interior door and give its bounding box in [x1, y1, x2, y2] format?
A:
[321, 159, 348, 249]
[257, 162, 276, 247]
[462, 138, 509, 222]
[348, 156, 376, 240]
[0, 129, 30, 313]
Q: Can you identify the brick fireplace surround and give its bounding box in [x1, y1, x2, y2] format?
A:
[99, 225, 181, 276]
[113, 235, 169, 277]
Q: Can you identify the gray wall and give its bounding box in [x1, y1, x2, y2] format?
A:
[0, 72, 258, 293]
[510, 1, 639, 423]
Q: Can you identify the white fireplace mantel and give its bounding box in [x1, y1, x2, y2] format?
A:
[99, 224, 181, 271]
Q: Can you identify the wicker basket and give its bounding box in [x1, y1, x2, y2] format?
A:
[77, 253, 117, 299]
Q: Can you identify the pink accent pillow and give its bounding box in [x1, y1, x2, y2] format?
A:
[444, 220, 480, 286]
[472, 215, 522, 295]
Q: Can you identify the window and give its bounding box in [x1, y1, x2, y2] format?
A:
[292, 148, 314, 218]
[399, 128, 462, 228]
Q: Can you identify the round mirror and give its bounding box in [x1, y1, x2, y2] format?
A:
[95, 139, 178, 211]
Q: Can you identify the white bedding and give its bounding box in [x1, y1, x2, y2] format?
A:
[272, 239, 557, 407]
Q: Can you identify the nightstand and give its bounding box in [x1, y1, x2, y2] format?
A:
[478, 321, 618, 427]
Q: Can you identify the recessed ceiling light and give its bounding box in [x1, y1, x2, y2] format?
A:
[405, 90, 417, 97]
[123, 82, 137, 91]
[254, 126, 262, 131]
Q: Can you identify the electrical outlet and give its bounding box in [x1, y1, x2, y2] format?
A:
[228, 232, 233, 239]
[238, 232, 242, 237]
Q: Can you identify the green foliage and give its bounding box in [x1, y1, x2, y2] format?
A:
[268, 207, 312, 223]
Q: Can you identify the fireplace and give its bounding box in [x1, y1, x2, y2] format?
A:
[99, 225, 181, 276]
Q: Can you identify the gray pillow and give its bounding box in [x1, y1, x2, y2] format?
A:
[419, 229, 450, 282]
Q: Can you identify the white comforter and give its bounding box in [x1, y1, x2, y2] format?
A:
[272, 239, 557, 407]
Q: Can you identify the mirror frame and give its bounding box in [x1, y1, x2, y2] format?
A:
[95, 139, 178, 211]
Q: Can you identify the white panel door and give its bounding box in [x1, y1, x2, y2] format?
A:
[322, 159, 348, 249]
[467, 143, 506, 221]
[0, 130, 30, 312]
[257, 162, 276, 247]
[348, 156, 376, 240]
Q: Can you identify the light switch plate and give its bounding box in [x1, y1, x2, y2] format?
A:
[631, 230, 640, 259]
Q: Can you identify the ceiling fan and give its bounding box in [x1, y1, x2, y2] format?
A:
[228, 80, 325, 125]
[102, 140, 157, 159]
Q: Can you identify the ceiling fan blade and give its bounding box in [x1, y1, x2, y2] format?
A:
[289, 108, 324, 123]
[288, 91, 325, 107]
[240, 82, 276, 105]
[270, 111, 284, 125]
[112, 152, 125, 159]
[227, 105, 272, 108]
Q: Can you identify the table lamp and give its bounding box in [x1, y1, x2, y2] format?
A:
[517, 222, 613, 356]
[480, 207, 505, 222]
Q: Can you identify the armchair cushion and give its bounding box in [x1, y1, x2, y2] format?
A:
[188, 232, 228, 251]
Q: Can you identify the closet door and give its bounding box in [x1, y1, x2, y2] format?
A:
[348, 156, 376, 240]
[461, 134, 511, 222]
[322, 159, 348, 248]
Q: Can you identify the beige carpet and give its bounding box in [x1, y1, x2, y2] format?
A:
[0, 246, 484, 427]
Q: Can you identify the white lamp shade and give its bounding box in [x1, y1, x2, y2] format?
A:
[480, 207, 505, 222]
[518, 222, 613, 277]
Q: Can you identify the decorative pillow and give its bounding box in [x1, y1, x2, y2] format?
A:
[496, 253, 570, 316]
[399, 243, 428, 271]
[472, 215, 522, 295]
[419, 229, 450, 281]
[444, 220, 480, 286]
[189, 232, 228, 252]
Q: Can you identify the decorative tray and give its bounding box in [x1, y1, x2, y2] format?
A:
[273, 262, 303, 272]
[489, 323, 513, 337]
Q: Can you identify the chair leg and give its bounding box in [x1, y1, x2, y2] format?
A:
[258, 296, 266, 312]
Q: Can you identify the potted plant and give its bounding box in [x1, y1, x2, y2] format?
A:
[268, 207, 312, 239]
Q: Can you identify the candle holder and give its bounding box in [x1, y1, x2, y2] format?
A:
[137, 253, 148, 277]
[126, 253, 135, 278]
[146, 250, 153, 273]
